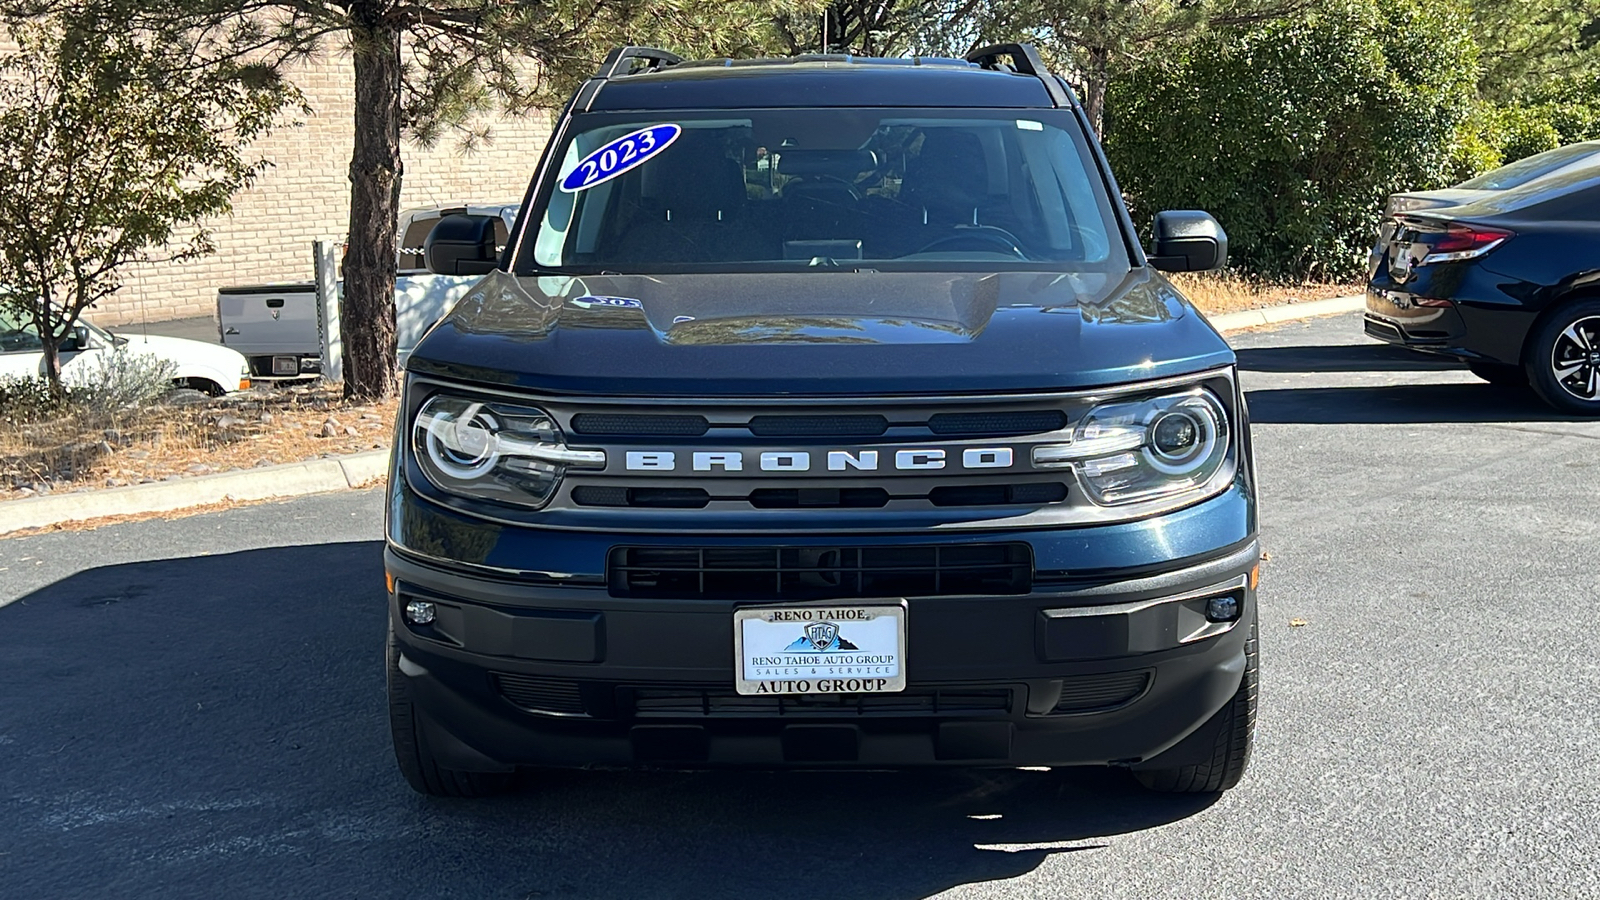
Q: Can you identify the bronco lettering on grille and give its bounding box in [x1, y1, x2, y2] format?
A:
[622, 447, 1018, 473]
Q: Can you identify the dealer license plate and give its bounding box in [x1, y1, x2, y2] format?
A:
[733, 603, 906, 696]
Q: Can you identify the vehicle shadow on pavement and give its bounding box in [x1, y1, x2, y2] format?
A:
[0, 543, 1216, 900]
[1235, 342, 1462, 374]
[1236, 340, 1595, 424]
[1245, 382, 1591, 425]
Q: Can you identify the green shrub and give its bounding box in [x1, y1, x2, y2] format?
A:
[1105, 0, 1478, 280]
[1446, 110, 1503, 184]
[1448, 98, 1600, 182]
[1495, 106, 1563, 162]
[0, 349, 177, 425]
[70, 349, 178, 415]
[0, 375, 65, 424]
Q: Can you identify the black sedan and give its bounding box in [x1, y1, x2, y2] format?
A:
[1366, 166, 1600, 414]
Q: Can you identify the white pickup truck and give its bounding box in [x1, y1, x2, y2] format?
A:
[218, 202, 519, 380]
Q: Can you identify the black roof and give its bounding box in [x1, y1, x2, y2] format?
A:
[581, 47, 1074, 112]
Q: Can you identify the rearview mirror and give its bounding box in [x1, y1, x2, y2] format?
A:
[1149, 211, 1228, 272]
[424, 214, 500, 276]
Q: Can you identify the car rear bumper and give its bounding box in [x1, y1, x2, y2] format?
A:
[385, 536, 1259, 771]
[1364, 275, 1538, 366]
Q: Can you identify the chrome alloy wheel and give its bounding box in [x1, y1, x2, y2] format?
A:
[1551, 315, 1600, 401]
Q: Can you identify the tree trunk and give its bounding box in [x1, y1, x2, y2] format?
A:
[343, 3, 403, 401]
[40, 323, 62, 396]
[1083, 44, 1110, 137]
[36, 299, 64, 396]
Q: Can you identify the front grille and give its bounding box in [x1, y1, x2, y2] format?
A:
[572, 486, 710, 508]
[748, 414, 888, 436]
[630, 686, 1014, 718]
[1049, 671, 1151, 714]
[609, 543, 1033, 600]
[749, 487, 889, 509]
[562, 410, 1069, 440]
[572, 483, 1067, 510]
[495, 673, 586, 715]
[928, 482, 1067, 507]
[929, 410, 1067, 435]
[571, 413, 709, 435]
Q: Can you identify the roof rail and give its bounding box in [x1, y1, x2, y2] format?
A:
[575, 46, 682, 111]
[965, 43, 1073, 108]
[596, 46, 682, 80]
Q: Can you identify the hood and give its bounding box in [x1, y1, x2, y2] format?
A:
[107, 332, 247, 377]
[406, 269, 1234, 396]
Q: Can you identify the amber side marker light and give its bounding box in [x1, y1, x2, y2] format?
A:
[385, 571, 395, 594]
[1250, 564, 1260, 591]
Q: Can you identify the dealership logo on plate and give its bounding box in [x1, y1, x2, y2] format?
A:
[785, 621, 858, 653]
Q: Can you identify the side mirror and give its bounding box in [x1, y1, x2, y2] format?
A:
[61, 324, 90, 352]
[424, 214, 500, 276]
[1149, 211, 1228, 272]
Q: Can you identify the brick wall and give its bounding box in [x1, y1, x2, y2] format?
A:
[88, 47, 552, 326]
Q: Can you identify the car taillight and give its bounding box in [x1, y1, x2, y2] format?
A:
[1422, 223, 1513, 264]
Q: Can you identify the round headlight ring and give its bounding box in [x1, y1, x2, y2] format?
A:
[1141, 395, 1223, 476]
[424, 402, 501, 480]
[1149, 409, 1203, 463]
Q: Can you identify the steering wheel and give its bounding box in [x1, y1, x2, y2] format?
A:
[910, 226, 1027, 258]
[786, 175, 864, 203]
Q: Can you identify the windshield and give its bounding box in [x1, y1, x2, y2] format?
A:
[519, 109, 1127, 274]
[1455, 142, 1600, 190]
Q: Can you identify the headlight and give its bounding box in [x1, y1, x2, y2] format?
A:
[412, 394, 604, 509]
[1033, 388, 1231, 505]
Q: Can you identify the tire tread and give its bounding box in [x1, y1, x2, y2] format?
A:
[387, 628, 513, 798]
[1135, 618, 1257, 794]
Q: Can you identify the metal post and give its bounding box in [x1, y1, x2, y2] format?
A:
[313, 239, 343, 383]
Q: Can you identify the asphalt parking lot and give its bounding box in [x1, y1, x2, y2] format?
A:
[2, 311, 1597, 899]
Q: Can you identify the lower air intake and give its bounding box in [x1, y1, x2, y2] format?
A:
[1049, 671, 1151, 714]
[495, 673, 586, 715]
[609, 543, 1033, 600]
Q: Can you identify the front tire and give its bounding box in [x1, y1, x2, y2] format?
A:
[1526, 299, 1600, 415]
[1134, 617, 1257, 794]
[387, 626, 514, 797]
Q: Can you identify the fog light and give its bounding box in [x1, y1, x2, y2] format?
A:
[404, 599, 436, 626]
[1205, 594, 1240, 623]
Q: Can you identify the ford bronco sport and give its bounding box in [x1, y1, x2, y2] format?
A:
[385, 43, 1260, 797]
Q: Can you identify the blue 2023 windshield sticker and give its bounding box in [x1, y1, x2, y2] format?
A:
[559, 124, 682, 193]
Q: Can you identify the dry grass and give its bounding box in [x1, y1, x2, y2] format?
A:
[1168, 272, 1361, 317]
[1, 384, 398, 502]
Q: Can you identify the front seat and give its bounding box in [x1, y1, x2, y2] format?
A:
[899, 130, 991, 230]
[612, 134, 765, 265]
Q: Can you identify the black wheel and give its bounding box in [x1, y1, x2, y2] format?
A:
[1527, 299, 1600, 415]
[1465, 361, 1527, 387]
[387, 626, 514, 797]
[1134, 617, 1257, 794]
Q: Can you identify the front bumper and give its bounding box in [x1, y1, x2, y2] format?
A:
[386, 534, 1259, 772]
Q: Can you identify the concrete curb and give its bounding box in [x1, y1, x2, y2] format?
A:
[1208, 294, 1365, 332]
[0, 295, 1367, 535]
[0, 449, 389, 536]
